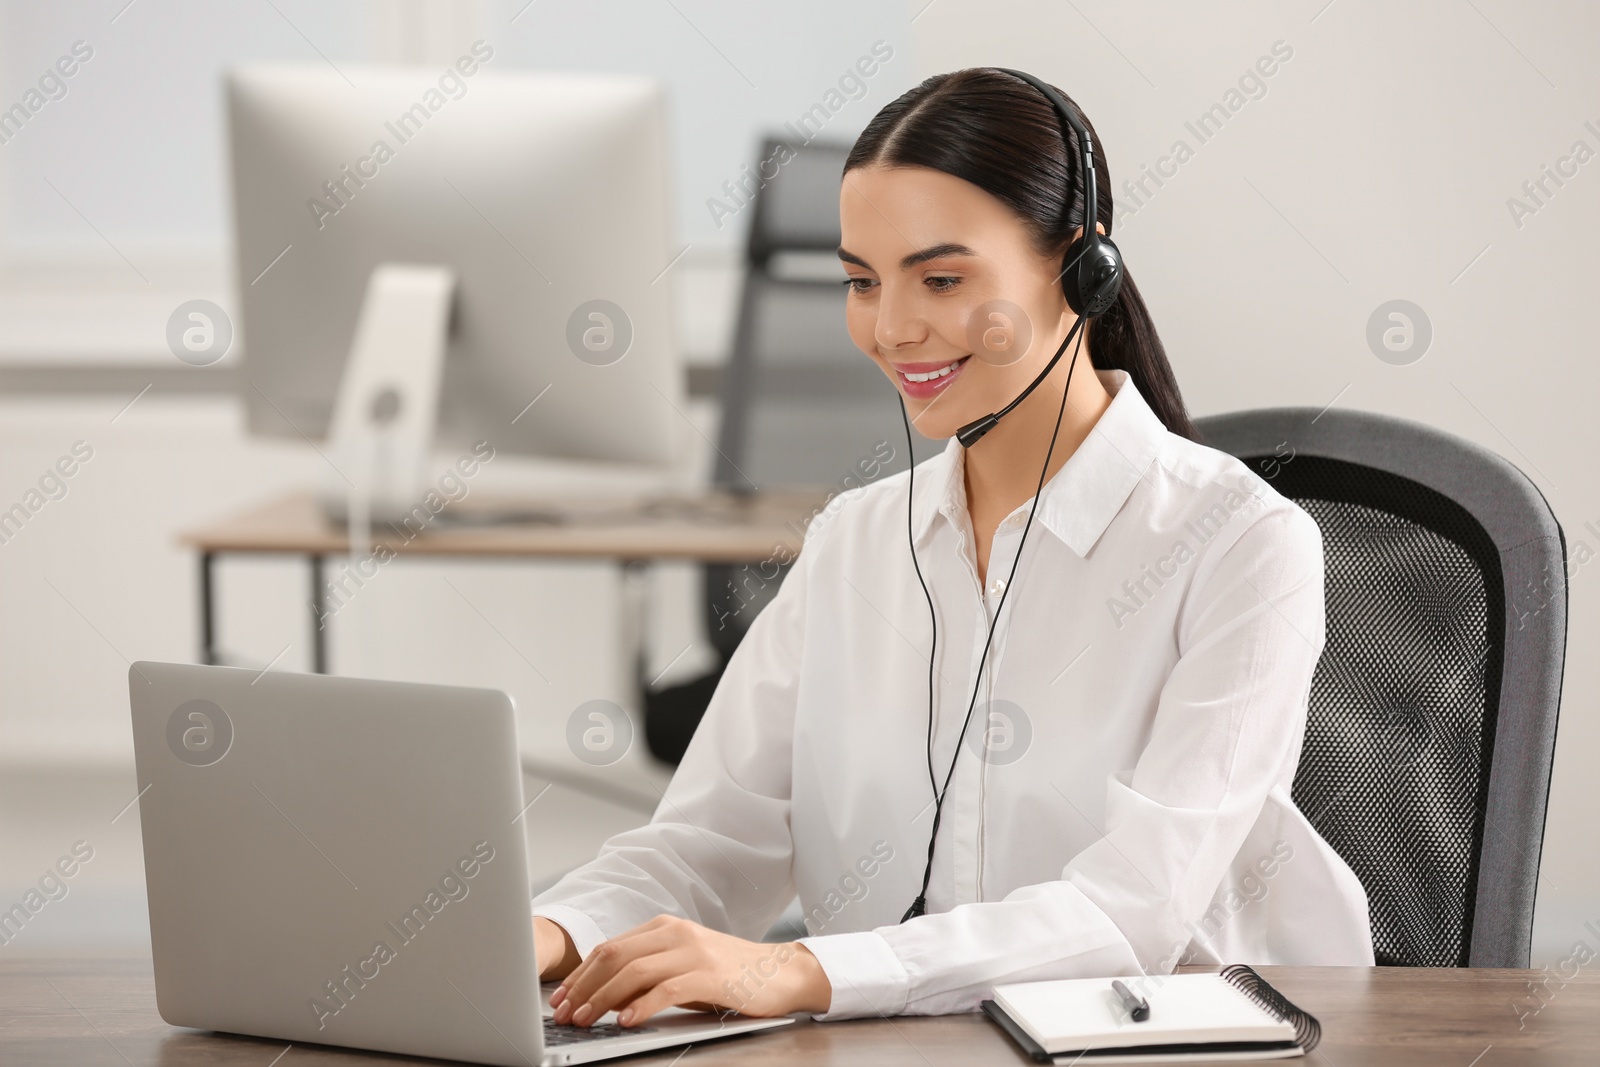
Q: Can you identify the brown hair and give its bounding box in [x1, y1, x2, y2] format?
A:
[843, 67, 1202, 443]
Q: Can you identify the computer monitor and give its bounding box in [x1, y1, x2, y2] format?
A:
[226, 63, 683, 519]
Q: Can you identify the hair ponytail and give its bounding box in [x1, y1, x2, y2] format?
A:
[844, 67, 1203, 444]
[1086, 268, 1202, 443]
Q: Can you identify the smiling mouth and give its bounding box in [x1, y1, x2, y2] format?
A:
[896, 356, 969, 383]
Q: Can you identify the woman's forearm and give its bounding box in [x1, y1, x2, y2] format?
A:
[534, 916, 582, 980]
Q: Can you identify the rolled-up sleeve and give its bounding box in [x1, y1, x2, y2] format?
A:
[797, 503, 1329, 1019]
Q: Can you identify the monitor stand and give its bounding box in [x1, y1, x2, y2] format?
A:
[318, 263, 455, 548]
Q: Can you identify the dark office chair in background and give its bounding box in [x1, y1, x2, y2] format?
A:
[1198, 407, 1567, 968]
[643, 137, 941, 764]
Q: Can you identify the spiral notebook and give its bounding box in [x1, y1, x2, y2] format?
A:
[981, 965, 1322, 1063]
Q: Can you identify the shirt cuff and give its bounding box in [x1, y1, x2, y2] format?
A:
[530, 903, 610, 963]
[797, 929, 910, 1020]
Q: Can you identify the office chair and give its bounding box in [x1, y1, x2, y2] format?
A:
[643, 136, 941, 763]
[1196, 406, 1567, 968]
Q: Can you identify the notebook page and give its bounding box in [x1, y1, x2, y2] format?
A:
[991, 974, 1297, 1052]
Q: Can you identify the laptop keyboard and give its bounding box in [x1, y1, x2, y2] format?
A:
[543, 1018, 658, 1046]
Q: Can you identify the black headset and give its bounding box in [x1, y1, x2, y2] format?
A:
[897, 69, 1124, 922]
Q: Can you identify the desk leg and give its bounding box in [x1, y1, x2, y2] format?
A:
[622, 560, 650, 702]
[309, 554, 328, 674]
[199, 551, 217, 666]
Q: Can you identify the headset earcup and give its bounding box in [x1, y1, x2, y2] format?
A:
[1062, 233, 1124, 318]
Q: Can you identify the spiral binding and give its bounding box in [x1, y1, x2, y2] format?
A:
[1219, 963, 1322, 1053]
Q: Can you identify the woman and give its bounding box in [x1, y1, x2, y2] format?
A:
[532, 67, 1374, 1028]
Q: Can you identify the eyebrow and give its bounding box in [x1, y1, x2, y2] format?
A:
[836, 242, 978, 271]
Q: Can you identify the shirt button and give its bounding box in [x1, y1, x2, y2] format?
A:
[1000, 514, 1025, 532]
[989, 577, 1007, 596]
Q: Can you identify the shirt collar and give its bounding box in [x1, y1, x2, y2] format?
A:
[911, 367, 1167, 558]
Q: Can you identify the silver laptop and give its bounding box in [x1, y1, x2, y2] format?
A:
[128, 661, 793, 1066]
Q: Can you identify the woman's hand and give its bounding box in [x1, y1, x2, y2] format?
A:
[548, 914, 831, 1027]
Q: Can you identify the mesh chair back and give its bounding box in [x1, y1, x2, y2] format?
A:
[1196, 408, 1566, 968]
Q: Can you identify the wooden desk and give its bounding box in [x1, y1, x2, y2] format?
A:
[5, 958, 1597, 1065]
[180, 488, 826, 673]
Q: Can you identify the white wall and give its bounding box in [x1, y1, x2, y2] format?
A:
[906, 0, 1600, 957]
[0, 0, 916, 255]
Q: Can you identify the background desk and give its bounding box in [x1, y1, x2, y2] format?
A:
[5, 960, 1596, 1065]
[181, 488, 826, 674]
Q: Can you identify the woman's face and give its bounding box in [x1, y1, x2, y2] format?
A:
[838, 163, 1083, 440]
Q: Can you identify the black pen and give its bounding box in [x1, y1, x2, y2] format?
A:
[1111, 979, 1150, 1022]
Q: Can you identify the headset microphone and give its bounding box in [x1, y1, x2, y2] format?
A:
[953, 281, 1106, 449]
[899, 69, 1125, 923]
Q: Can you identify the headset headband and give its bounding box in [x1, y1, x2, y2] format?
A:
[991, 67, 1100, 277]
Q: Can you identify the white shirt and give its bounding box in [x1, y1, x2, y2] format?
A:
[532, 367, 1375, 1021]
